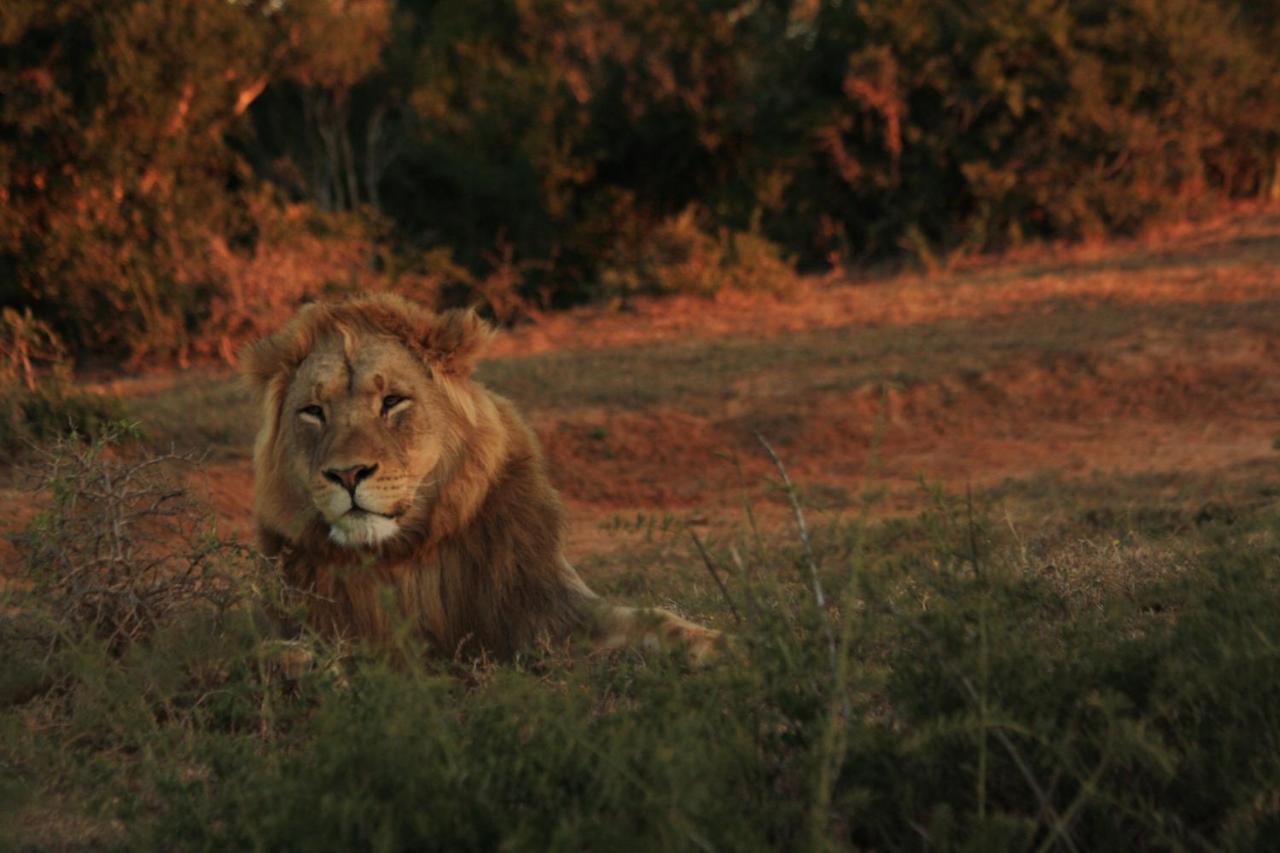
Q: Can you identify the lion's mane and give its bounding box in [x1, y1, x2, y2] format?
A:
[245, 294, 592, 658]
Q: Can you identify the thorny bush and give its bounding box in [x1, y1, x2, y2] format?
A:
[7, 425, 264, 654]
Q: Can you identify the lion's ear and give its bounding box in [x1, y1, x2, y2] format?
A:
[240, 303, 326, 393]
[242, 335, 281, 392]
[241, 323, 305, 396]
[420, 308, 495, 379]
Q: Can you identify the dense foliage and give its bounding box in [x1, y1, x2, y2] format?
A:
[3, 0, 1278, 359]
[5, 431, 1280, 849]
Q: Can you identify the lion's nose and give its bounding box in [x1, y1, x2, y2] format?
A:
[324, 463, 378, 494]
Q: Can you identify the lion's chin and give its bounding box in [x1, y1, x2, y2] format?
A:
[327, 512, 401, 548]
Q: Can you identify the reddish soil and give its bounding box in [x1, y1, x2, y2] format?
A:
[159, 363, 1279, 562]
[11, 209, 1280, 562]
[489, 207, 1280, 358]
[537, 326, 1278, 512]
[520, 209, 1280, 536]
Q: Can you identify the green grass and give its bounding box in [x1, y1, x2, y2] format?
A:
[122, 297, 1280, 457]
[4, 449, 1280, 850]
[0, 385, 127, 451]
[17, 277, 1275, 849]
[480, 299, 1280, 417]
[986, 459, 1280, 539]
[122, 375, 256, 459]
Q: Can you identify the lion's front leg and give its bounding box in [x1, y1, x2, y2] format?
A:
[588, 603, 725, 666]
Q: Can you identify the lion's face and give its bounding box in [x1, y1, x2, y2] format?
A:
[280, 332, 446, 547]
[247, 297, 494, 552]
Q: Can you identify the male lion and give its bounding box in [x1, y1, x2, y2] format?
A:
[245, 293, 721, 664]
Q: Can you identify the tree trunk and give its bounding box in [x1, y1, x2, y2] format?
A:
[339, 104, 360, 210]
[365, 102, 388, 211]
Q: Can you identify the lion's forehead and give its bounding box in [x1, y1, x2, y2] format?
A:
[349, 341, 424, 389]
[289, 335, 426, 402]
[289, 353, 346, 400]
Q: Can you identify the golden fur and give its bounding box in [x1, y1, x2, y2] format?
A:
[245, 293, 720, 662]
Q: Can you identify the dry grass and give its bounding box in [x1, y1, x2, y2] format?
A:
[105, 213, 1280, 564]
[489, 206, 1280, 359]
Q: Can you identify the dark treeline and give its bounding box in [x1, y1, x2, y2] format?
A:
[2, 0, 1278, 361]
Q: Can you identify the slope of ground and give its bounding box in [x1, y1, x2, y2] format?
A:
[93, 210, 1278, 559]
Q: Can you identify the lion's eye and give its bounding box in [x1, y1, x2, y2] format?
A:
[381, 394, 409, 416]
[299, 404, 325, 423]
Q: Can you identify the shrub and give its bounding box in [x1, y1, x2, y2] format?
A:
[76, 495, 1272, 851]
[4, 448, 1279, 849]
[7, 0, 1279, 360]
[0, 0, 391, 362]
[0, 308, 123, 449]
[1, 386, 127, 446]
[7, 427, 259, 654]
[600, 206, 796, 299]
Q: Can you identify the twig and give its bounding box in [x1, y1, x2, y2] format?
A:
[690, 531, 741, 625]
[754, 431, 825, 609]
[885, 594, 1081, 853]
[754, 430, 837, 674]
[727, 545, 760, 628]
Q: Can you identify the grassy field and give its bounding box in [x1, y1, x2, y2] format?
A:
[3, 213, 1280, 850]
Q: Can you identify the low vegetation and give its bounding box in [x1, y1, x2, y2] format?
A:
[3, 426, 1279, 850]
[0, 309, 124, 450]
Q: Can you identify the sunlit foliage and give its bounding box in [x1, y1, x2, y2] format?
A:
[2, 0, 1277, 359]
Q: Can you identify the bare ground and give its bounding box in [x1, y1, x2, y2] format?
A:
[9, 209, 1280, 567]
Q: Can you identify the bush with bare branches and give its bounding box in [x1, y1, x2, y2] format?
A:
[8, 426, 264, 653]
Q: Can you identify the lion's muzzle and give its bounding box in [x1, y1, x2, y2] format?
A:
[323, 463, 378, 493]
[315, 463, 408, 548]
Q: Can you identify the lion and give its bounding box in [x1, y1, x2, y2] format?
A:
[244, 293, 722, 665]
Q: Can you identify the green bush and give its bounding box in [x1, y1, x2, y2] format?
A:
[599, 207, 796, 299]
[0, 386, 126, 448]
[4, 466, 1280, 850]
